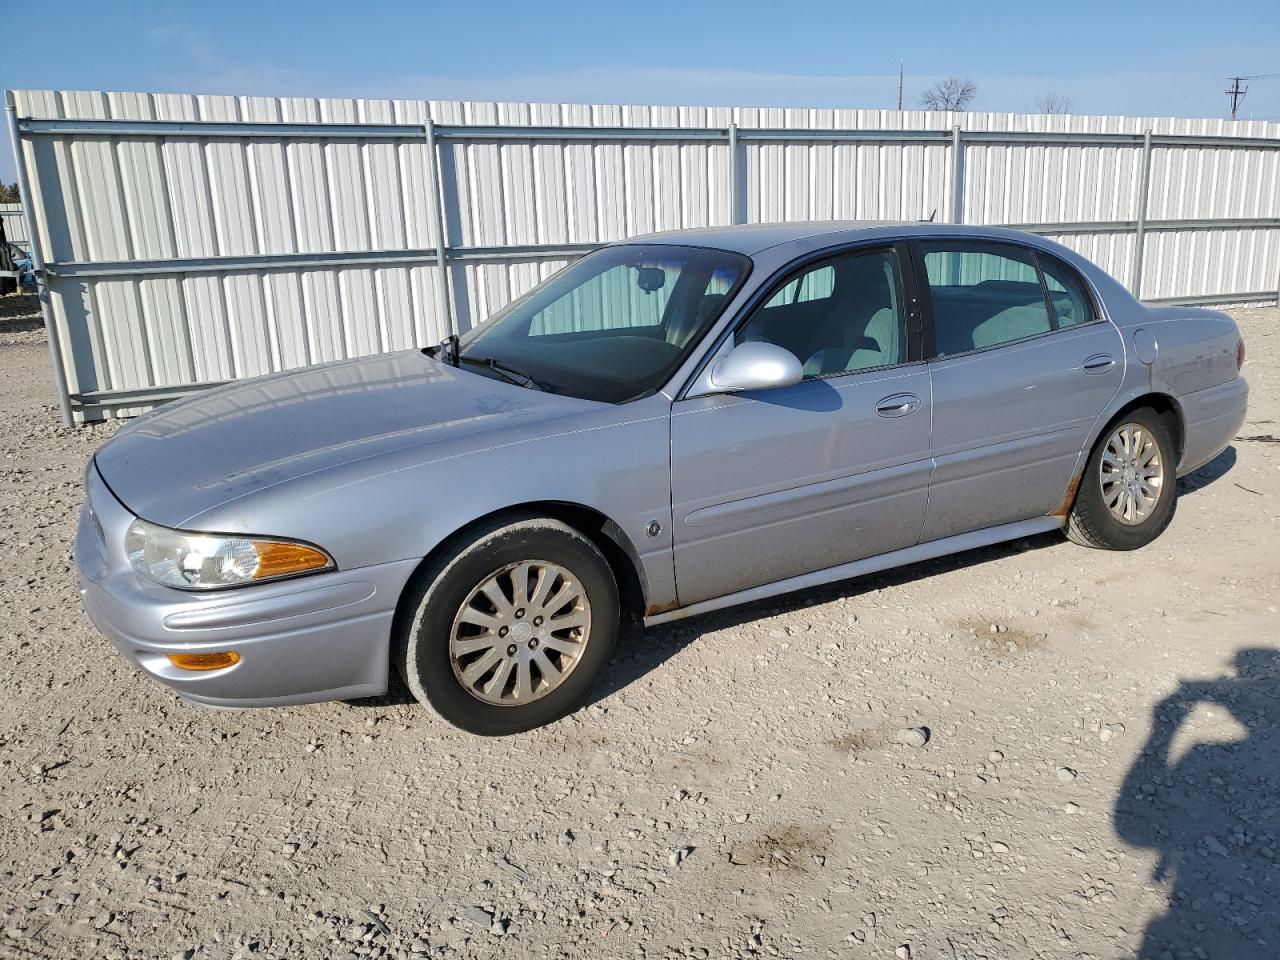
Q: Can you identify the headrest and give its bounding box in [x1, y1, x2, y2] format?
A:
[834, 254, 891, 301]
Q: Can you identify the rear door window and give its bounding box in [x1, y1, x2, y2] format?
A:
[920, 242, 1052, 357]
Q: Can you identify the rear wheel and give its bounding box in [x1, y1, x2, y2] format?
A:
[1066, 408, 1177, 550]
[397, 515, 619, 735]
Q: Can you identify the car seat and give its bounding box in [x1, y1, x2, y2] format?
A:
[802, 254, 901, 376]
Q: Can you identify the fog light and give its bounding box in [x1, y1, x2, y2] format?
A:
[167, 651, 241, 671]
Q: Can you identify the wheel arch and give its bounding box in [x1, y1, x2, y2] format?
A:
[390, 500, 650, 650]
[1055, 391, 1186, 517]
[1103, 392, 1185, 464]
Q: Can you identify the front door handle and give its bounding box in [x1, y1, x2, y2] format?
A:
[876, 393, 921, 418]
[1083, 354, 1116, 374]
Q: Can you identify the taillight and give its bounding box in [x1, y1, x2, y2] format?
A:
[1237, 337, 1246, 371]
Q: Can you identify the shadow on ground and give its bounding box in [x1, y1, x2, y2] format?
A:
[1177, 443, 1236, 495]
[587, 525, 1063, 708]
[0, 315, 44, 335]
[1115, 647, 1280, 957]
[0, 292, 42, 327]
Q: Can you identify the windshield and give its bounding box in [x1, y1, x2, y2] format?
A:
[455, 244, 750, 403]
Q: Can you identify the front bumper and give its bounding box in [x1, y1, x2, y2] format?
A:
[75, 462, 419, 708]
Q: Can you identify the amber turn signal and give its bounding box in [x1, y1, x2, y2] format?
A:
[253, 541, 332, 580]
[167, 651, 241, 671]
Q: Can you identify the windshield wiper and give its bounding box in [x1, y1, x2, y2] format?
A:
[459, 355, 550, 392]
[425, 334, 460, 366]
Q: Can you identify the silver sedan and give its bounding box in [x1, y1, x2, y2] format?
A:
[75, 223, 1249, 734]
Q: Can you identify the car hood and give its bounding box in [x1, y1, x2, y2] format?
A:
[94, 351, 600, 527]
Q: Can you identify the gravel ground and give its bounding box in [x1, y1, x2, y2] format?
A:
[1, 293, 1277, 960]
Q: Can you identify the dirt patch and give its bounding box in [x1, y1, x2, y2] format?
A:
[828, 726, 891, 754]
[728, 823, 833, 871]
[957, 616, 1047, 657]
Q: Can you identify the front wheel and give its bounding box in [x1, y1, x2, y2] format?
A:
[1066, 408, 1178, 550]
[397, 515, 619, 735]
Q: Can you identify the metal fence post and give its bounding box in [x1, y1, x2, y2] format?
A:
[4, 91, 73, 426]
[1273, 232, 1280, 307]
[950, 125, 965, 224]
[423, 120, 455, 337]
[1131, 129, 1154, 299]
[727, 123, 743, 225]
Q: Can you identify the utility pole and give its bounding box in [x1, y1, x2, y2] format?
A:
[898, 61, 904, 111]
[1224, 74, 1279, 120]
[1226, 77, 1247, 120]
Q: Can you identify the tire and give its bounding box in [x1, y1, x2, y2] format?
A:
[397, 514, 619, 735]
[1066, 407, 1178, 550]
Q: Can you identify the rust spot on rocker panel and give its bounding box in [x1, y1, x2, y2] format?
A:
[644, 597, 681, 616]
[1053, 470, 1083, 518]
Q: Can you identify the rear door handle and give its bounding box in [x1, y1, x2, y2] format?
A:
[876, 393, 921, 418]
[1083, 354, 1115, 374]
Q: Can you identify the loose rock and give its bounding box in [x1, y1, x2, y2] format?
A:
[895, 727, 931, 748]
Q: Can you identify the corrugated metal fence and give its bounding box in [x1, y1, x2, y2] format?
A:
[5, 88, 1280, 423]
[0, 203, 30, 244]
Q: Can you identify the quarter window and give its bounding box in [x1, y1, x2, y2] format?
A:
[921, 242, 1052, 356]
[1038, 256, 1096, 329]
[737, 248, 907, 379]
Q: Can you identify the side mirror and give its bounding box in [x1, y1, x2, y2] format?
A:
[705, 341, 803, 394]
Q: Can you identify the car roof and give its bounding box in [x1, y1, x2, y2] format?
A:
[624, 221, 1055, 256]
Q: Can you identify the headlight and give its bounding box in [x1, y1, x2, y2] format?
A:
[125, 519, 334, 590]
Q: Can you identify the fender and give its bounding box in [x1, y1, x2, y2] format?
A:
[182, 393, 681, 613]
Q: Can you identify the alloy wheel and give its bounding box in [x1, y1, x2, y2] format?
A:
[449, 560, 591, 706]
[1099, 422, 1164, 525]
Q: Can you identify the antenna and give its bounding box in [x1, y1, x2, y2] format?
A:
[898, 61, 904, 112]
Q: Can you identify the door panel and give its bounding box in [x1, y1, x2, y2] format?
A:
[671, 366, 933, 605]
[922, 322, 1123, 541]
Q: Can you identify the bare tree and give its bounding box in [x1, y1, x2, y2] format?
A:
[920, 77, 978, 112]
[1034, 92, 1073, 115]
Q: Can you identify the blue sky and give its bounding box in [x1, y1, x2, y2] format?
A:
[3, 0, 1279, 184]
